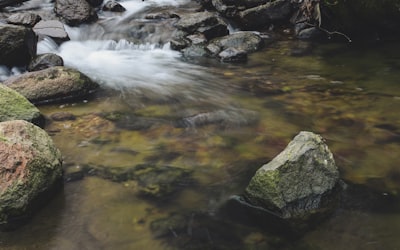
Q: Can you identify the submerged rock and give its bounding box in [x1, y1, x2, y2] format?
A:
[243, 131, 341, 220]
[0, 120, 63, 231]
[135, 165, 193, 199]
[4, 66, 99, 104]
[0, 84, 44, 127]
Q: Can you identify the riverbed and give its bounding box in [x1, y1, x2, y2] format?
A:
[1, 0, 400, 249]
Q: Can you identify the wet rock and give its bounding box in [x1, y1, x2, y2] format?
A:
[218, 47, 247, 62]
[135, 165, 192, 199]
[102, 0, 126, 12]
[27, 53, 64, 72]
[173, 11, 228, 44]
[175, 108, 259, 128]
[6, 13, 42, 27]
[174, 12, 224, 34]
[0, 84, 44, 127]
[0, 24, 37, 67]
[211, 0, 239, 18]
[54, 0, 98, 26]
[4, 66, 99, 104]
[49, 111, 76, 121]
[0, 120, 63, 230]
[33, 20, 69, 43]
[150, 213, 188, 238]
[103, 112, 158, 130]
[297, 27, 323, 40]
[244, 131, 341, 220]
[182, 44, 210, 58]
[208, 31, 264, 56]
[237, 0, 292, 30]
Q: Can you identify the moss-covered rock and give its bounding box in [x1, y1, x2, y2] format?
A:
[244, 131, 341, 220]
[0, 120, 63, 230]
[0, 84, 44, 127]
[4, 66, 99, 104]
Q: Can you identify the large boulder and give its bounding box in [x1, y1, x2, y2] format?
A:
[54, 0, 98, 26]
[0, 84, 44, 127]
[244, 131, 340, 220]
[0, 24, 37, 67]
[0, 120, 63, 230]
[4, 66, 99, 104]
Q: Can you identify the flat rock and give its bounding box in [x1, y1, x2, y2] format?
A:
[4, 66, 99, 104]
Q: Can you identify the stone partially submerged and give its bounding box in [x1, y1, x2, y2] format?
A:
[243, 131, 341, 221]
[0, 120, 63, 230]
[4, 66, 99, 104]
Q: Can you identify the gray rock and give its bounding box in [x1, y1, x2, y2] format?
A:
[54, 0, 98, 26]
[211, 0, 238, 18]
[238, 0, 292, 29]
[102, 0, 126, 12]
[174, 12, 227, 35]
[219, 47, 247, 62]
[4, 66, 99, 104]
[0, 84, 44, 127]
[28, 53, 64, 72]
[0, 120, 63, 230]
[209, 31, 264, 55]
[7, 13, 42, 27]
[33, 20, 69, 42]
[0, 24, 37, 67]
[244, 131, 340, 219]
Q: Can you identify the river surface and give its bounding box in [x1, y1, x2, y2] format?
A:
[1, 0, 400, 249]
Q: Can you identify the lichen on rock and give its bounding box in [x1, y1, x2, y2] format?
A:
[0, 120, 63, 230]
[244, 131, 340, 219]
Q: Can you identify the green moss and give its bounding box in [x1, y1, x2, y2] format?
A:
[0, 84, 41, 122]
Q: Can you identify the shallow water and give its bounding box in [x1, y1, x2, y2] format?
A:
[1, 0, 400, 249]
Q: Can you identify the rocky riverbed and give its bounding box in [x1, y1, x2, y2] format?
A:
[1, 0, 400, 249]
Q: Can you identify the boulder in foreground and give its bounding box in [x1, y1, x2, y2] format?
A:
[0, 120, 63, 231]
[244, 131, 340, 220]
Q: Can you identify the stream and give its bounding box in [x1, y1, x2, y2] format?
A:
[1, 0, 400, 249]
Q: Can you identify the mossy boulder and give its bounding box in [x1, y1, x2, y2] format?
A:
[244, 131, 341, 220]
[0, 120, 63, 230]
[4, 66, 99, 104]
[0, 84, 44, 127]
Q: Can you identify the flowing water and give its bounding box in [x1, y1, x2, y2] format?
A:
[1, 0, 400, 249]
